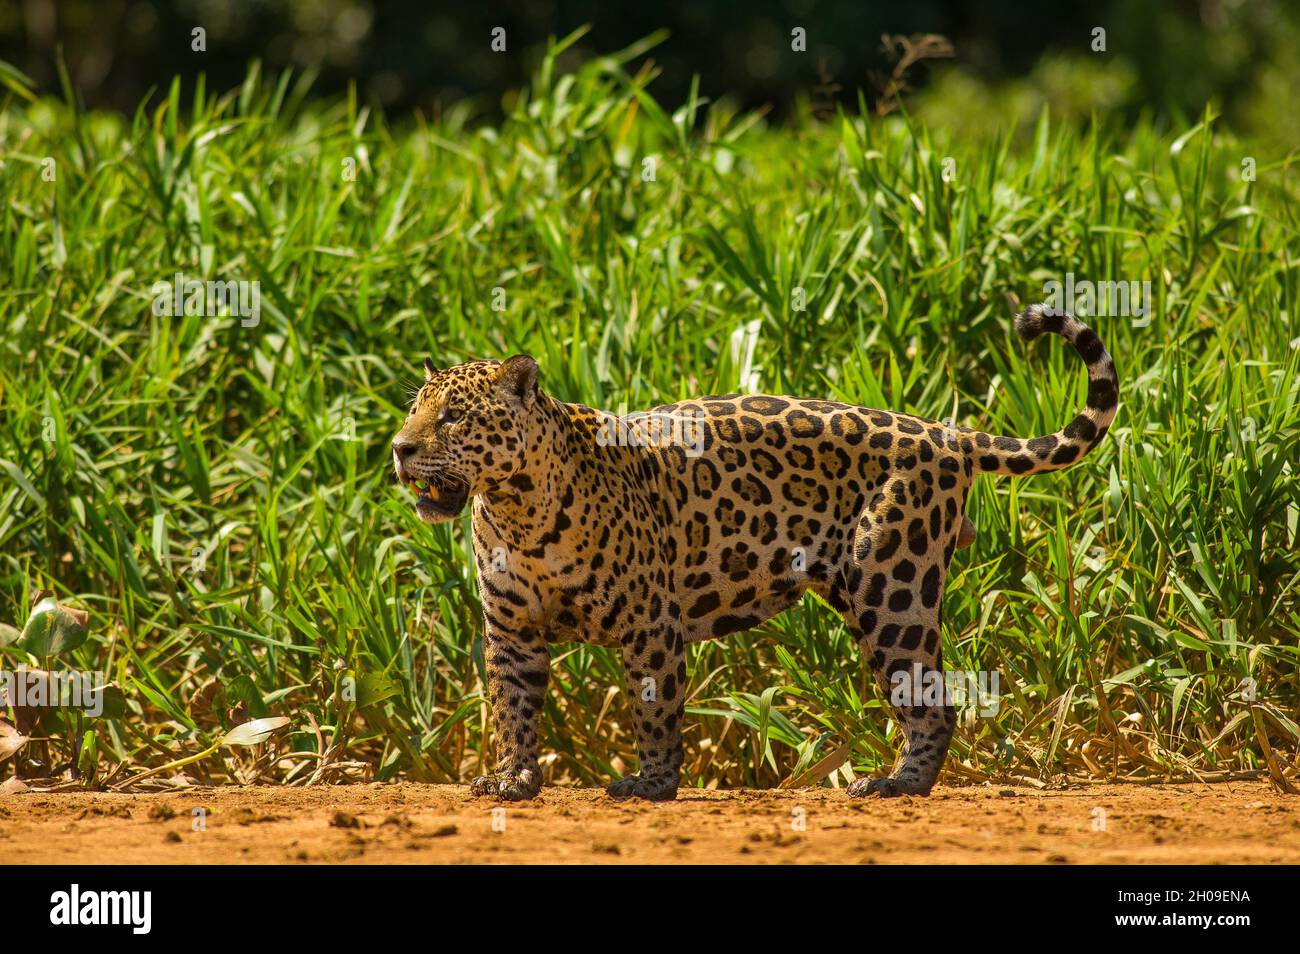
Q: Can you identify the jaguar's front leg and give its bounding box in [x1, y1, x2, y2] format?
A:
[607, 622, 686, 801]
[469, 625, 549, 801]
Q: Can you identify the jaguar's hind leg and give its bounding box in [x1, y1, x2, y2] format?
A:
[846, 600, 956, 796]
[834, 488, 958, 796]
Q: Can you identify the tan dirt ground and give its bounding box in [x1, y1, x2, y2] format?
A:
[1, 780, 1297, 864]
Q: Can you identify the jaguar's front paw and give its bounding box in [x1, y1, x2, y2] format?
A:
[606, 773, 679, 801]
[469, 768, 542, 801]
[846, 774, 932, 798]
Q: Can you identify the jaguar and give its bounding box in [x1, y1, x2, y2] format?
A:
[391, 304, 1118, 800]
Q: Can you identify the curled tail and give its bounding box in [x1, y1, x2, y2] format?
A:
[971, 305, 1119, 476]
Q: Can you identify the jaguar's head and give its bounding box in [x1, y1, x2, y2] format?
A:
[392, 355, 539, 523]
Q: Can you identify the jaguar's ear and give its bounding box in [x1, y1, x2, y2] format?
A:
[423, 357, 437, 381]
[496, 354, 538, 407]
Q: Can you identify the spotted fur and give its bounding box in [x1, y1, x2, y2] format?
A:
[392, 306, 1118, 800]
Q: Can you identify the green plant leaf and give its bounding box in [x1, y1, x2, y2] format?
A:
[356, 671, 402, 709]
[21, 598, 89, 656]
[221, 716, 290, 747]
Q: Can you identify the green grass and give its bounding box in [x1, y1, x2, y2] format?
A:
[2, 34, 1299, 790]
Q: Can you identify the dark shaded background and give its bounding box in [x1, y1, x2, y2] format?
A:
[2, 0, 1297, 129]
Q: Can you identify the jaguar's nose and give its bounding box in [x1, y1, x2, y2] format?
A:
[392, 438, 420, 460]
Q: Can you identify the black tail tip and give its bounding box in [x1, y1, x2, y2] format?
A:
[1015, 303, 1065, 342]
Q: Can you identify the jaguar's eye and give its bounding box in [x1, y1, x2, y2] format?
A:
[439, 406, 463, 426]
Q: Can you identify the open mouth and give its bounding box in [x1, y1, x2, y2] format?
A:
[407, 475, 469, 522]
